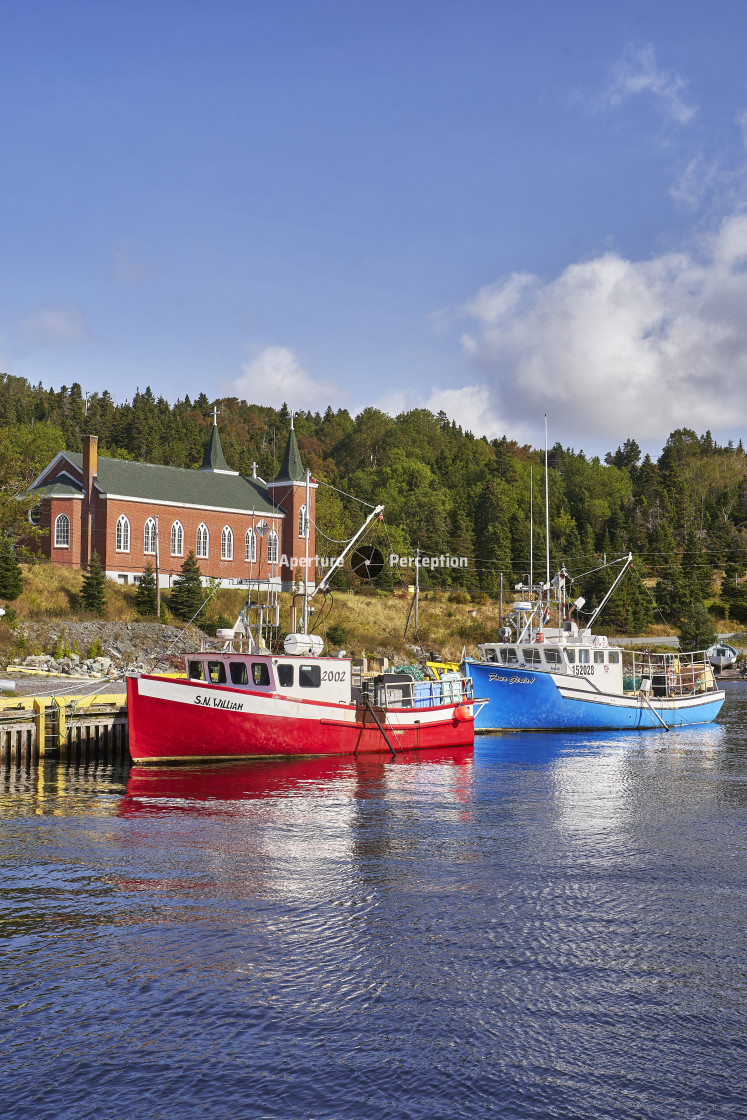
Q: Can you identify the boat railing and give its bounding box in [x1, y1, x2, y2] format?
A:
[199, 635, 271, 654]
[364, 675, 474, 710]
[622, 650, 717, 698]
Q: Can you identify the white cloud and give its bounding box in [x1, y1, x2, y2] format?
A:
[669, 111, 747, 211]
[376, 383, 507, 439]
[670, 155, 723, 208]
[598, 43, 696, 125]
[232, 345, 343, 411]
[19, 305, 89, 346]
[454, 213, 747, 447]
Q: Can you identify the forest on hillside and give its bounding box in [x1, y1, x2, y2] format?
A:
[1, 372, 746, 635]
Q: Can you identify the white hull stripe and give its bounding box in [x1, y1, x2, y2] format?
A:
[556, 684, 725, 710]
[137, 676, 460, 728]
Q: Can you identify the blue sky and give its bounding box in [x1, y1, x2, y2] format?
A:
[3, 1, 747, 452]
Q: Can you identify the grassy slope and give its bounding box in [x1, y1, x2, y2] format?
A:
[0, 562, 675, 664]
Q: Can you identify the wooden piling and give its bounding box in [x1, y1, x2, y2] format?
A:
[0, 690, 129, 768]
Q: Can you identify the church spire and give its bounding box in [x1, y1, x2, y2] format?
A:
[273, 422, 304, 483]
[199, 411, 237, 474]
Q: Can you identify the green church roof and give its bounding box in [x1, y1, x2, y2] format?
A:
[60, 453, 280, 515]
[31, 471, 84, 499]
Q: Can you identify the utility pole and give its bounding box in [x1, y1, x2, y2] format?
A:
[155, 516, 160, 619]
[499, 572, 503, 630]
[403, 545, 420, 640]
[415, 546, 419, 635]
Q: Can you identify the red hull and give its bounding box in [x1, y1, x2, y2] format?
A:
[127, 674, 474, 763]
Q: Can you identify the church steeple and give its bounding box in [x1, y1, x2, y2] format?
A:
[199, 408, 238, 474]
[273, 412, 305, 483]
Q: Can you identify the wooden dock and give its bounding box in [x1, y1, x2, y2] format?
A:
[0, 692, 129, 767]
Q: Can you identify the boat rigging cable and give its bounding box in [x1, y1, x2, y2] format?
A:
[314, 478, 378, 509]
[310, 518, 361, 547]
[631, 564, 677, 637]
[149, 581, 223, 673]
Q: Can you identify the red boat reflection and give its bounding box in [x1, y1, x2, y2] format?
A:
[121, 746, 474, 814]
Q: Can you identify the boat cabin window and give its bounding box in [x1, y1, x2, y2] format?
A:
[579, 650, 590, 664]
[252, 663, 270, 687]
[501, 647, 518, 664]
[229, 662, 248, 685]
[523, 648, 542, 665]
[485, 648, 498, 663]
[593, 651, 605, 664]
[277, 664, 294, 687]
[299, 664, 321, 688]
[188, 660, 205, 680]
[545, 649, 561, 666]
[609, 651, 620, 664]
[566, 649, 575, 664]
[207, 661, 227, 684]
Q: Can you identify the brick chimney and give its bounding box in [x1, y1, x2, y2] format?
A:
[81, 435, 98, 566]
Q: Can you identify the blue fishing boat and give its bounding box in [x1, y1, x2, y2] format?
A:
[463, 555, 725, 732]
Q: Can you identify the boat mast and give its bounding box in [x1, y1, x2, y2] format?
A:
[302, 466, 311, 633]
[529, 464, 533, 600]
[544, 414, 550, 596]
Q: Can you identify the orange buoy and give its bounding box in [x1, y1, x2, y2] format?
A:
[454, 704, 472, 721]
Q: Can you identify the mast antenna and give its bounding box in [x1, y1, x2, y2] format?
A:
[544, 414, 550, 594]
[530, 464, 533, 597]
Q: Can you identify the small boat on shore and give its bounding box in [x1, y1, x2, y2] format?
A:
[706, 642, 738, 673]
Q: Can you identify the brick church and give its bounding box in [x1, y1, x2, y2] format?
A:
[26, 416, 316, 590]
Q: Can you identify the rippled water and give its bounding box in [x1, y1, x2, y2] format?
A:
[2, 688, 747, 1119]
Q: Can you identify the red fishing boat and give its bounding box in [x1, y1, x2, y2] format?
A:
[127, 496, 477, 764]
[127, 650, 475, 763]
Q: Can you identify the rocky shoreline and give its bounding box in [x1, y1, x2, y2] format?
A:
[8, 620, 204, 678]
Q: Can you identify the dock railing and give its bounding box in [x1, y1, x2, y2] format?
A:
[622, 650, 717, 698]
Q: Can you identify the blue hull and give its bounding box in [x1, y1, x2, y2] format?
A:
[465, 660, 725, 731]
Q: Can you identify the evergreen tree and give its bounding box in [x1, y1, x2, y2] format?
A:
[135, 561, 158, 616]
[682, 529, 712, 600]
[655, 560, 691, 626]
[490, 436, 518, 483]
[474, 478, 512, 591]
[170, 550, 205, 621]
[0, 539, 23, 600]
[80, 552, 107, 615]
[679, 600, 716, 654]
[719, 572, 747, 624]
[648, 521, 677, 576]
